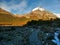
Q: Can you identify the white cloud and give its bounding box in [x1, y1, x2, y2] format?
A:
[0, 0, 28, 14]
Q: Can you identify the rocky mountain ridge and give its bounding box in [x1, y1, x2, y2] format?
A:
[0, 7, 58, 26]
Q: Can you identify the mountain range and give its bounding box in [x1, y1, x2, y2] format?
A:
[0, 7, 58, 26]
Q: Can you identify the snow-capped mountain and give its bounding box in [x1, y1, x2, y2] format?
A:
[32, 7, 45, 11]
[26, 7, 57, 20]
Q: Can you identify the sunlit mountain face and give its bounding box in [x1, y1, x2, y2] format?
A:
[26, 7, 57, 20]
[0, 7, 57, 26]
[0, 8, 28, 26]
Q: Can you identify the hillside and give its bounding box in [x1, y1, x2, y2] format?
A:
[0, 8, 28, 26]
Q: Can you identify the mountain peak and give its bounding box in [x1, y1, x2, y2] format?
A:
[32, 7, 45, 11]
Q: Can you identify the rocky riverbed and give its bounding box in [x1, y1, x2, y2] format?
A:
[0, 25, 60, 45]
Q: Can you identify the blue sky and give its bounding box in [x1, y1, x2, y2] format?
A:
[0, 0, 60, 14]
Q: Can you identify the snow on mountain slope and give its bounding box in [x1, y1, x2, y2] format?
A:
[32, 7, 45, 11]
[53, 13, 60, 18]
